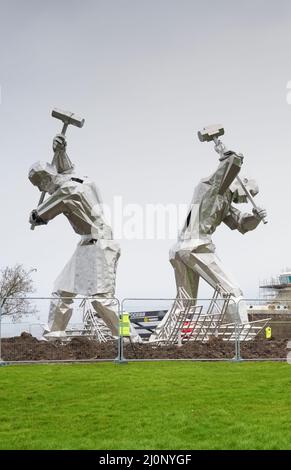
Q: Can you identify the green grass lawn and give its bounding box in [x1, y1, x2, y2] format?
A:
[0, 362, 291, 450]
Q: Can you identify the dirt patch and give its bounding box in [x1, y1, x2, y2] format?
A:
[1, 333, 118, 361]
[1, 333, 288, 361]
[240, 338, 288, 359]
[248, 313, 291, 340]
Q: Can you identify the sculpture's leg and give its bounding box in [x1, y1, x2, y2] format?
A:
[91, 295, 141, 342]
[44, 290, 76, 338]
[179, 249, 248, 323]
[85, 239, 141, 342]
[88, 240, 120, 338]
[170, 254, 199, 300]
[91, 295, 119, 337]
[149, 254, 199, 342]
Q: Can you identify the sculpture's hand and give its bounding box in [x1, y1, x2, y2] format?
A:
[53, 134, 67, 152]
[214, 140, 227, 157]
[29, 210, 47, 226]
[252, 207, 267, 221]
[220, 150, 244, 163]
[214, 138, 244, 163]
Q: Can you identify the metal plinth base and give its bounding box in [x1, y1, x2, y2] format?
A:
[114, 358, 128, 365]
[231, 357, 244, 362]
[114, 337, 128, 364]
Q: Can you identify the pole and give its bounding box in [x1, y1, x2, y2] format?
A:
[178, 330, 182, 347]
[236, 300, 244, 362]
[0, 302, 6, 366]
[237, 325, 242, 362]
[234, 322, 238, 361]
[234, 318, 243, 363]
[114, 303, 127, 365]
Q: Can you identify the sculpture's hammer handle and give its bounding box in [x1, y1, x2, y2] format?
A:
[30, 122, 69, 230]
[30, 109, 85, 230]
[236, 175, 268, 225]
[212, 137, 268, 225]
[199, 126, 268, 226]
[30, 122, 70, 229]
[60, 122, 69, 136]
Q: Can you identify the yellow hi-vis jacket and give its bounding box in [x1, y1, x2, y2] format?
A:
[119, 313, 131, 337]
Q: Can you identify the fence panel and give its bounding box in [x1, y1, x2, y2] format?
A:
[1, 296, 289, 364]
[0, 297, 119, 363]
[237, 299, 290, 361]
[119, 295, 237, 361]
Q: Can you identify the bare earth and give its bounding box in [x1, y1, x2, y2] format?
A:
[1, 333, 288, 361]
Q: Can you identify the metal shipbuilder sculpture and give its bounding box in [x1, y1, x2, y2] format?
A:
[28, 109, 123, 339]
[152, 125, 267, 341]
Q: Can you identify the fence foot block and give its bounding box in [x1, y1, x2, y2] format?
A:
[114, 359, 128, 365]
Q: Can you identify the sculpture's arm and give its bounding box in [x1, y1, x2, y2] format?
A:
[52, 134, 74, 174]
[208, 152, 243, 197]
[29, 187, 69, 225]
[223, 206, 267, 234]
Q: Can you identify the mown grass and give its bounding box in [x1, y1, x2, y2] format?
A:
[0, 362, 291, 449]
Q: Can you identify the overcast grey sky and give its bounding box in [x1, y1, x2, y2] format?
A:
[0, 0, 291, 301]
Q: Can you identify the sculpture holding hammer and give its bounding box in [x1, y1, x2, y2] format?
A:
[198, 125, 268, 225]
[30, 108, 83, 230]
[153, 124, 267, 337]
[28, 108, 140, 340]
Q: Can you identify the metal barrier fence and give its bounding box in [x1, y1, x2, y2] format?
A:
[117, 295, 238, 363]
[237, 298, 291, 361]
[0, 296, 290, 364]
[0, 297, 120, 364]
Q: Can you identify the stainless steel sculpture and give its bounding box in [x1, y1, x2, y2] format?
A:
[151, 125, 268, 343]
[30, 109, 84, 230]
[28, 108, 137, 340]
[150, 288, 268, 345]
[150, 288, 230, 345]
[82, 299, 114, 342]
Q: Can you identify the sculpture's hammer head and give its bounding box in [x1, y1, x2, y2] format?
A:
[52, 108, 85, 129]
[198, 124, 224, 143]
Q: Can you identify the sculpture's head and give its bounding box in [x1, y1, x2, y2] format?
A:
[230, 177, 259, 204]
[28, 162, 60, 194]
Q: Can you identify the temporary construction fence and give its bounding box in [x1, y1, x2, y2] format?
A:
[0, 295, 289, 364]
[0, 297, 120, 363]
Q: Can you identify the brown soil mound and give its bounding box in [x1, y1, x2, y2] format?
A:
[1, 333, 117, 361]
[1, 333, 288, 361]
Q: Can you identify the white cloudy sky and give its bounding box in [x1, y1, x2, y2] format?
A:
[0, 0, 291, 303]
